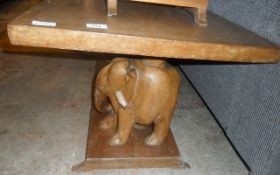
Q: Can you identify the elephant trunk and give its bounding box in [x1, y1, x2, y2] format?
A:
[95, 89, 112, 113]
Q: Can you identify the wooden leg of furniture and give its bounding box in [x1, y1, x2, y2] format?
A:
[195, 8, 207, 26]
[107, 0, 117, 16]
[72, 59, 189, 171]
[187, 8, 208, 27]
[107, 0, 208, 26]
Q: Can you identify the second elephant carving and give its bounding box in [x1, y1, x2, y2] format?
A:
[95, 58, 180, 146]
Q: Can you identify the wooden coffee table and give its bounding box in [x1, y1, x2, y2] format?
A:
[8, 0, 280, 171]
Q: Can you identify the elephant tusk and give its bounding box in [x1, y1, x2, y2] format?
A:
[115, 90, 128, 108]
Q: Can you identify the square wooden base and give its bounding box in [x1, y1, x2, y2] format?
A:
[72, 61, 189, 171]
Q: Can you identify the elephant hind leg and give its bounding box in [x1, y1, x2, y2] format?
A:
[145, 114, 172, 146]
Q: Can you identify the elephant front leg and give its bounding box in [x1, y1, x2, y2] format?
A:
[109, 108, 135, 146]
[145, 116, 172, 146]
[99, 111, 117, 130]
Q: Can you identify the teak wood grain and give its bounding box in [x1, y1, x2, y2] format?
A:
[72, 60, 187, 171]
[8, 0, 280, 62]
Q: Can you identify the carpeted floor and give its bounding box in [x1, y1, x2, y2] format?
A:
[0, 0, 248, 174]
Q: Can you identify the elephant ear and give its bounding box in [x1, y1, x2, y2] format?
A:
[115, 66, 138, 109]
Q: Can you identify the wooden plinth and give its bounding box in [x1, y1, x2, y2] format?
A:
[72, 61, 188, 171]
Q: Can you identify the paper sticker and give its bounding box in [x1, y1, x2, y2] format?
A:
[86, 23, 108, 29]
[32, 20, 56, 27]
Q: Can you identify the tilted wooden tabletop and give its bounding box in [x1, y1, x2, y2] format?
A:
[7, 0, 280, 62]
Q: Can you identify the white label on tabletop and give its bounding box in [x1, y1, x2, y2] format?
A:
[86, 23, 108, 29]
[32, 20, 56, 27]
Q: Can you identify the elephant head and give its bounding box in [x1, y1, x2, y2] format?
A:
[95, 58, 138, 113]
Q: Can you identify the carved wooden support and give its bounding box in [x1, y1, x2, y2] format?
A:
[107, 0, 117, 16]
[95, 58, 180, 146]
[107, 0, 208, 26]
[195, 8, 208, 27]
[186, 8, 208, 27]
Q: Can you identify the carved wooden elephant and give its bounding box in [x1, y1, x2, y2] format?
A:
[95, 58, 180, 146]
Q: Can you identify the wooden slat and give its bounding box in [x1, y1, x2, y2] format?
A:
[8, 0, 280, 62]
